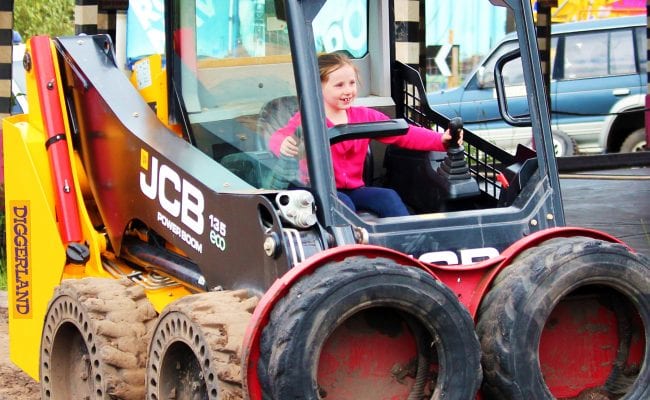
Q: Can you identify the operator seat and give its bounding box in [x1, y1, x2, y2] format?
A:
[256, 95, 299, 150]
[217, 96, 299, 188]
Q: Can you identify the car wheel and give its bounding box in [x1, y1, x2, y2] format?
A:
[551, 130, 576, 157]
[528, 130, 576, 157]
[620, 128, 647, 153]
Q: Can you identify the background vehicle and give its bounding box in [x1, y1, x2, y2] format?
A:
[428, 15, 647, 156]
[3, 0, 649, 400]
[11, 31, 27, 114]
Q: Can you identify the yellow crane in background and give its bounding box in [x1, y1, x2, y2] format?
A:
[535, 0, 644, 22]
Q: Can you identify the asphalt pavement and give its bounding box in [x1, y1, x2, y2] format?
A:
[561, 167, 650, 258]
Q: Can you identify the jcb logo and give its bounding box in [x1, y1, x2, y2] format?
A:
[419, 247, 500, 265]
[139, 149, 205, 235]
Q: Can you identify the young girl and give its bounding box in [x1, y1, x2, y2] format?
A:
[269, 52, 460, 217]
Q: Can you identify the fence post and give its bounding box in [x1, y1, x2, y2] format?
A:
[536, 0, 557, 108]
[394, 0, 422, 74]
[0, 0, 14, 118]
[75, 0, 98, 35]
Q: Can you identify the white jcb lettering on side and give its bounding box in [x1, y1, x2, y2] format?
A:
[139, 153, 205, 235]
[140, 156, 158, 200]
[419, 251, 458, 265]
[182, 182, 204, 235]
[418, 247, 499, 265]
[159, 164, 181, 216]
[460, 247, 500, 265]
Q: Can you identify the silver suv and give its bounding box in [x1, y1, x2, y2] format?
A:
[427, 15, 647, 156]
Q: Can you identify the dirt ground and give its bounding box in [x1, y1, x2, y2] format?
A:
[0, 305, 41, 400]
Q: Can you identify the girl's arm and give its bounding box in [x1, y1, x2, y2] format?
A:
[354, 107, 447, 151]
[268, 113, 302, 156]
[385, 124, 446, 151]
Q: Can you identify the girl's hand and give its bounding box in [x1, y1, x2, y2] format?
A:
[280, 136, 299, 157]
[442, 128, 464, 148]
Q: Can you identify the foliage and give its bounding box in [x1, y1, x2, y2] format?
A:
[13, 0, 75, 40]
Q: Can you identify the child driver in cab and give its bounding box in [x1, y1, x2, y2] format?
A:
[269, 52, 462, 217]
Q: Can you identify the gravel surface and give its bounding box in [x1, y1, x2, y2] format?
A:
[0, 291, 41, 400]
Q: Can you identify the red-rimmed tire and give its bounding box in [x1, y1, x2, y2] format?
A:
[258, 256, 482, 400]
[478, 237, 650, 399]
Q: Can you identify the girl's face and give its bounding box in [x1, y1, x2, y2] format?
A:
[321, 64, 358, 113]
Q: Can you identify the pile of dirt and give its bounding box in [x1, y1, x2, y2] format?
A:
[0, 307, 40, 400]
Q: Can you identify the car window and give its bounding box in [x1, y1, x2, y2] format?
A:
[610, 29, 635, 75]
[562, 29, 635, 80]
[479, 41, 518, 88]
[564, 32, 607, 78]
[480, 37, 557, 89]
[501, 55, 524, 87]
[635, 27, 647, 73]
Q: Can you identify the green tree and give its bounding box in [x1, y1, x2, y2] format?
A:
[14, 0, 74, 39]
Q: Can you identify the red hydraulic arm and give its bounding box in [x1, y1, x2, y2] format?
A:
[30, 36, 83, 244]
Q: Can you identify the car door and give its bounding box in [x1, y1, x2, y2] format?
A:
[553, 27, 642, 152]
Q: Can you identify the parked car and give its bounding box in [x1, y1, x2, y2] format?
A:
[427, 15, 647, 156]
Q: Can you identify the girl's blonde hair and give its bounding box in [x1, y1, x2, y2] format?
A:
[318, 52, 360, 84]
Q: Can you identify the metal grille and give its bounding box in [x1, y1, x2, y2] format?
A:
[394, 62, 516, 200]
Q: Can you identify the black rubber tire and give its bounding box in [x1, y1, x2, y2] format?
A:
[620, 128, 647, 153]
[477, 237, 650, 400]
[258, 256, 482, 400]
[40, 278, 157, 400]
[146, 290, 257, 400]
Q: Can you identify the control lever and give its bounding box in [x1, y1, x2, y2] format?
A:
[449, 117, 463, 148]
[432, 117, 480, 199]
[438, 117, 471, 180]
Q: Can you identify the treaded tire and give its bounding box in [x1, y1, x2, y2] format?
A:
[40, 278, 158, 400]
[258, 256, 482, 400]
[477, 237, 650, 400]
[146, 290, 257, 400]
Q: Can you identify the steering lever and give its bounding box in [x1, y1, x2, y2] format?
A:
[448, 117, 463, 149]
[432, 117, 480, 199]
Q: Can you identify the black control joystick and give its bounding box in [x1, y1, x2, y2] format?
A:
[442, 117, 470, 176]
[433, 117, 480, 199]
[448, 117, 464, 151]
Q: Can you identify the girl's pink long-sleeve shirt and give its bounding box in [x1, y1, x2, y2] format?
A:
[269, 106, 446, 189]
